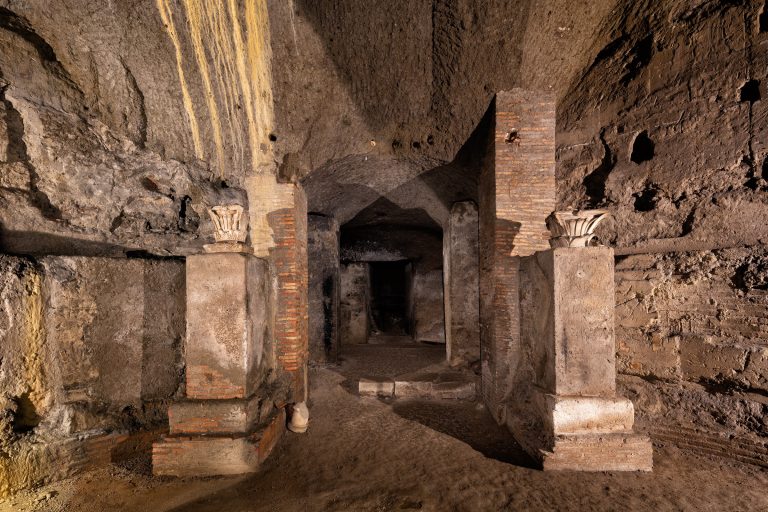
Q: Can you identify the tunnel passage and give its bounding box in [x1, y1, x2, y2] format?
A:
[302, 116, 487, 363]
[338, 221, 445, 346]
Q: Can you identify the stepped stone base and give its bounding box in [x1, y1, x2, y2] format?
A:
[538, 394, 636, 435]
[540, 432, 653, 472]
[358, 368, 477, 400]
[153, 409, 286, 477]
[168, 396, 262, 435]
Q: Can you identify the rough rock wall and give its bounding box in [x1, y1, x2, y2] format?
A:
[0, 254, 184, 495]
[0, 1, 266, 257]
[276, 0, 616, 179]
[554, 0, 768, 439]
[558, 0, 768, 249]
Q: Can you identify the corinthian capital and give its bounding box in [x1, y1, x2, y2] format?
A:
[546, 209, 609, 248]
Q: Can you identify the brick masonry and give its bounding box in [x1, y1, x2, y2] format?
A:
[246, 174, 310, 402]
[479, 89, 555, 422]
[267, 184, 309, 402]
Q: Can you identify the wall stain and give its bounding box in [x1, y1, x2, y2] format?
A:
[156, 0, 275, 178]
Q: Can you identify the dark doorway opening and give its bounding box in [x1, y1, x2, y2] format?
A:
[369, 261, 410, 335]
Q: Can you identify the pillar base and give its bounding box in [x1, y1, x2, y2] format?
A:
[540, 432, 653, 472]
[508, 391, 653, 472]
[539, 394, 636, 435]
[168, 396, 262, 435]
[152, 409, 285, 477]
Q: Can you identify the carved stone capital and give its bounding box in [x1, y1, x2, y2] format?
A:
[204, 204, 251, 253]
[546, 209, 609, 248]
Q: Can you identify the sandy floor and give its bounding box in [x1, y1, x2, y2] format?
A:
[2, 357, 767, 511]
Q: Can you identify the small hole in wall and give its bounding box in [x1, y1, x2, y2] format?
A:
[505, 130, 519, 144]
[268, 133, 277, 142]
[739, 80, 761, 103]
[630, 130, 654, 164]
[219, 180, 230, 189]
[760, 3, 768, 33]
[633, 185, 659, 212]
[762, 157, 768, 181]
[412, 141, 421, 149]
[12, 393, 40, 434]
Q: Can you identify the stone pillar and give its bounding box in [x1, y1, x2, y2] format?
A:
[308, 214, 340, 363]
[479, 89, 555, 422]
[410, 269, 445, 343]
[153, 205, 285, 477]
[514, 212, 652, 471]
[443, 201, 480, 366]
[340, 263, 370, 345]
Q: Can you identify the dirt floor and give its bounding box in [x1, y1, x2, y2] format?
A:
[1, 347, 767, 512]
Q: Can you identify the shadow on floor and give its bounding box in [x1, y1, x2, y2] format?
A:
[392, 399, 538, 469]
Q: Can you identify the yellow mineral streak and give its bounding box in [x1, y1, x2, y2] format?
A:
[156, 0, 274, 177]
[226, 0, 263, 171]
[203, 0, 245, 171]
[180, 0, 226, 175]
[156, 0, 204, 161]
[245, 0, 275, 168]
[21, 272, 46, 415]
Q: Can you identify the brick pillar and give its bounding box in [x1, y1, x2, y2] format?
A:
[479, 89, 556, 423]
[247, 174, 309, 403]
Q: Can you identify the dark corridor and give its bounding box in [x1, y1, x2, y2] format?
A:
[369, 261, 410, 335]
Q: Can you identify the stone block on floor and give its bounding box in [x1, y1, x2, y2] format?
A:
[359, 377, 395, 397]
[394, 371, 476, 400]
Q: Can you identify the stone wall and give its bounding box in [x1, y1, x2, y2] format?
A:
[0, 254, 185, 496]
[307, 215, 340, 363]
[614, 248, 768, 440]
[616, 250, 767, 387]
